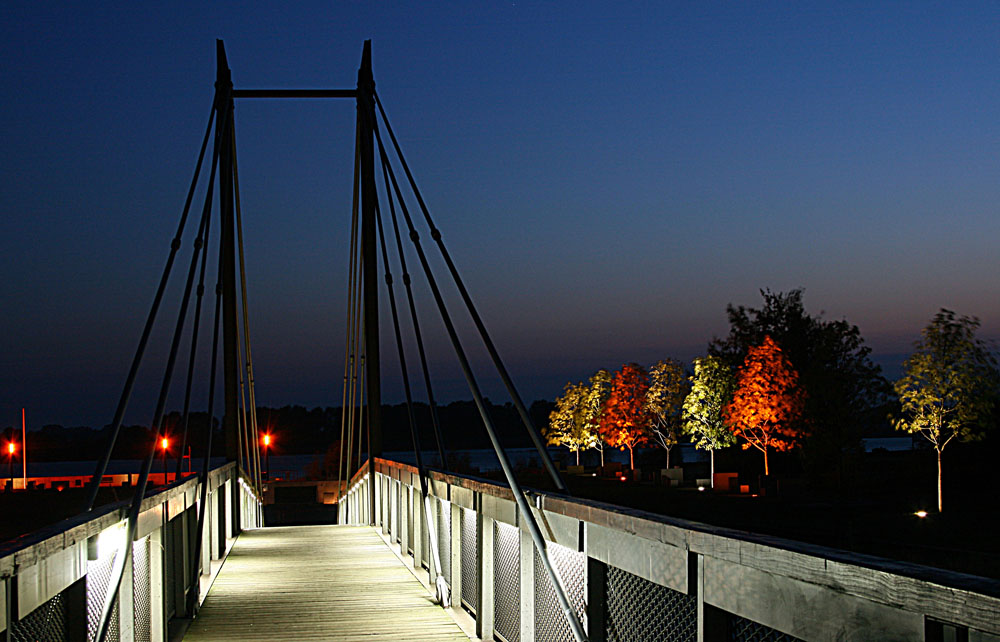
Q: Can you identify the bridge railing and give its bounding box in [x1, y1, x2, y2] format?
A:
[340, 458, 1000, 642]
[0, 461, 261, 642]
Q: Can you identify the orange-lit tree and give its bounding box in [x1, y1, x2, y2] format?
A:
[599, 363, 651, 470]
[724, 336, 806, 475]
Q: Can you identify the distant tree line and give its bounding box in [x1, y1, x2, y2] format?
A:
[4, 399, 554, 464]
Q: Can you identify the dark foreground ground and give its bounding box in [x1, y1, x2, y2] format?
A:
[499, 445, 1000, 581]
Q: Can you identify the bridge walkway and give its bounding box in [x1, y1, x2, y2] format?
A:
[183, 524, 471, 641]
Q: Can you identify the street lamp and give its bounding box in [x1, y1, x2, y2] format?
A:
[262, 433, 271, 481]
[6, 442, 15, 491]
[160, 437, 169, 485]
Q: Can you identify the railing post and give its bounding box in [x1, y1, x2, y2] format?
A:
[450, 501, 462, 605]
[149, 526, 165, 642]
[478, 512, 495, 640]
[586, 557, 606, 642]
[519, 525, 535, 642]
[118, 543, 136, 641]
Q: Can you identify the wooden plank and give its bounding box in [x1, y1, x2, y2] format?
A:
[184, 525, 470, 641]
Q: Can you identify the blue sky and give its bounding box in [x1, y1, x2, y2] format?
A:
[2, 2, 999, 428]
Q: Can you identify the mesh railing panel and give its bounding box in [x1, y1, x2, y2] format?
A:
[438, 499, 452, 584]
[460, 507, 478, 614]
[133, 536, 152, 642]
[534, 542, 586, 642]
[730, 614, 804, 642]
[87, 550, 119, 642]
[493, 521, 520, 642]
[605, 565, 696, 642]
[11, 590, 68, 642]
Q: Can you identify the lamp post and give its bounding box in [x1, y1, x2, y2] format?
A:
[7, 442, 14, 491]
[263, 433, 271, 481]
[160, 437, 169, 485]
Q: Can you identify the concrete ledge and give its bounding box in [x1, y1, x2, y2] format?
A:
[370, 457, 1000, 636]
[705, 555, 924, 641]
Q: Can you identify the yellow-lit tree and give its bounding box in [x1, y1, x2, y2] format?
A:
[894, 309, 999, 512]
[645, 359, 688, 468]
[724, 336, 806, 475]
[545, 382, 599, 465]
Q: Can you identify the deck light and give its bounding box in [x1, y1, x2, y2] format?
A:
[915, 510, 928, 518]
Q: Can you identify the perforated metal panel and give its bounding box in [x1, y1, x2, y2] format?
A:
[133, 536, 152, 642]
[534, 542, 586, 642]
[605, 564, 696, 641]
[87, 549, 120, 642]
[730, 614, 804, 642]
[460, 507, 478, 614]
[437, 498, 452, 585]
[11, 590, 67, 642]
[493, 521, 520, 642]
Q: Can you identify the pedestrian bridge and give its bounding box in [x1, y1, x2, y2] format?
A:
[3, 458, 999, 642]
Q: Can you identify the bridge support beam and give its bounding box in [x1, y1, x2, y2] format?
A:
[215, 41, 241, 479]
[357, 40, 382, 526]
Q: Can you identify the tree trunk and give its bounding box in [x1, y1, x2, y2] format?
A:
[575, 449, 579, 466]
[710, 449, 715, 489]
[628, 445, 634, 471]
[665, 445, 671, 469]
[763, 448, 769, 476]
[937, 449, 943, 513]
[600, 447, 604, 467]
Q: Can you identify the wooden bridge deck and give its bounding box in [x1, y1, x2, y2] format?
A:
[183, 524, 471, 641]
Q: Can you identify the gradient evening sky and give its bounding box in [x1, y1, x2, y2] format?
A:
[2, 2, 999, 429]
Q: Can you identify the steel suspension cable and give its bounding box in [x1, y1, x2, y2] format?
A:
[174, 172, 218, 479]
[338, 124, 363, 498]
[374, 190, 451, 604]
[188, 229, 225, 615]
[231, 136, 253, 493]
[374, 93, 566, 492]
[85, 105, 216, 512]
[377, 141, 448, 470]
[374, 125, 588, 642]
[357, 351, 366, 476]
[96, 105, 226, 642]
[231, 120, 263, 496]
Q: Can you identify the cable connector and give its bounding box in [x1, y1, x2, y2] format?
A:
[435, 575, 451, 608]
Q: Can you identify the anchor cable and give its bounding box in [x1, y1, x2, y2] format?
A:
[85, 104, 216, 512]
[374, 116, 588, 642]
[374, 92, 565, 493]
[376, 136, 448, 470]
[96, 102, 227, 642]
[374, 178, 450, 604]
